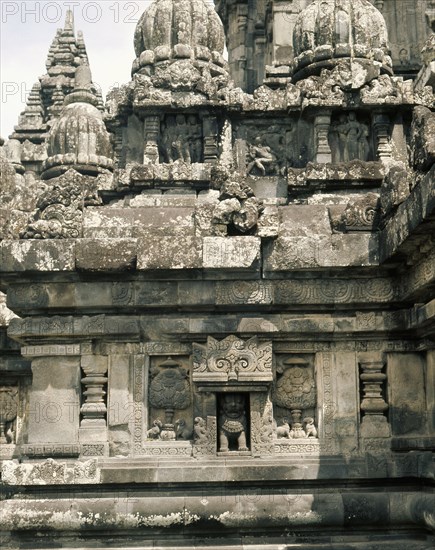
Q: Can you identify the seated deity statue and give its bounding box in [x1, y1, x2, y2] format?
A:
[218, 393, 248, 452]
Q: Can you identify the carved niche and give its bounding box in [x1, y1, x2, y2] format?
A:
[192, 336, 274, 457]
[328, 111, 372, 163]
[192, 335, 273, 386]
[234, 119, 309, 175]
[159, 114, 203, 164]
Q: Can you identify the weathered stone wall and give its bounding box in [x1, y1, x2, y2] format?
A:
[0, 1, 434, 548]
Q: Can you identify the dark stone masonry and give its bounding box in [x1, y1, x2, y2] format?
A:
[0, 1, 434, 548]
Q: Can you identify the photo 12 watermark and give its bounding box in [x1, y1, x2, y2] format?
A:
[1, 1, 144, 24]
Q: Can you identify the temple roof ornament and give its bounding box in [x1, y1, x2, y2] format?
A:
[42, 64, 113, 180]
[11, 10, 103, 145]
[132, 0, 227, 77]
[292, 0, 392, 82]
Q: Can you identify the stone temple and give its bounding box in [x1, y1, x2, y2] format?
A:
[0, 0, 434, 548]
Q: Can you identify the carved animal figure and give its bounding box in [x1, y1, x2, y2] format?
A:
[146, 419, 162, 439]
[175, 418, 192, 440]
[218, 393, 248, 452]
[304, 417, 318, 438]
[193, 416, 207, 444]
[276, 418, 291, 439]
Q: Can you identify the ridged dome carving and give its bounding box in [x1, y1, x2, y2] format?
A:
[293, 0, 392, 81]
[132, 0, 226, 74]
[43, 65, 113, 179]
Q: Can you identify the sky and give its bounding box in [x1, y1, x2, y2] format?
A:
[0, 0, 153, 137]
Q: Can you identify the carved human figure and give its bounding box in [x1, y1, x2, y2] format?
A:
[187, 115, 202, 162]
[332, 112, 369, 162]
[172, 115, 191, 163]
[335, 114, 348, 162]
[346, 111, 363, 160]
[218, 393, 248, 452]
[247, 137, 276, 176]
[161, 115, 193, 163]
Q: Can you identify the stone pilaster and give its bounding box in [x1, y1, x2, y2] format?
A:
[359, 352, 390, 451]
[203, 117, 218, 163]
[143, 116, 160, 164]
[373, 113, 393, 160]
[314, 114, 332, 163]
[24, 348, 81, 457]
[79, 354, 109, 456]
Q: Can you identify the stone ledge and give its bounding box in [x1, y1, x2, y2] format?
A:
[379, 165, 435, 263]
[0, 240, 76, 272]
[0, 486, 433, 536]
[263, 233, 379, 272]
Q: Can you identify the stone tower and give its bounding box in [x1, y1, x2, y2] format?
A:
[1, 1, 434, 548]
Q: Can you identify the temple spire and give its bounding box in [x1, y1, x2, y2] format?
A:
[64, 8, 74, 33]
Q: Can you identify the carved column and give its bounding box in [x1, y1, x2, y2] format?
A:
[203, 117, 219, 163]
[373, 113, 392, 160]
[143, 115, 160, 164]
[359, 353, 391, 449]
[79, 354, 109, 455]
[314, 113, 332, 163]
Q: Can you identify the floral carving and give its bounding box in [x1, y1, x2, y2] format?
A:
[193, 335, 273, 385]
[273, 357, 316, 439]
[274, 359, 316, 411]
[21, 169, 102, 239]
[149, 357, 191, 441]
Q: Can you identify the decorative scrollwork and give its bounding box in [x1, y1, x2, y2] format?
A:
[193, 335, 273, 385]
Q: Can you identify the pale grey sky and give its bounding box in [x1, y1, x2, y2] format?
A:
[0, 0, 152, 137]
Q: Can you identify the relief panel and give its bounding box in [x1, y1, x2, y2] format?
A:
[159, 114, 203, 163]
[328, 111, 373, 163]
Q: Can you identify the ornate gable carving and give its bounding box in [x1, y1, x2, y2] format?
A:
[192, 335, 272, 385]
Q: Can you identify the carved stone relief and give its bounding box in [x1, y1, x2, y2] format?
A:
[192, 415, 217, 457]
[234, 119, 309, 175]
[193, 335, 273, 385]
[160, 114, 202, 164]
[148, 356, 192, 441]
[273, 355, 318, 440]
[217, 393, 249, 452]
[329, 111, 372, 163]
